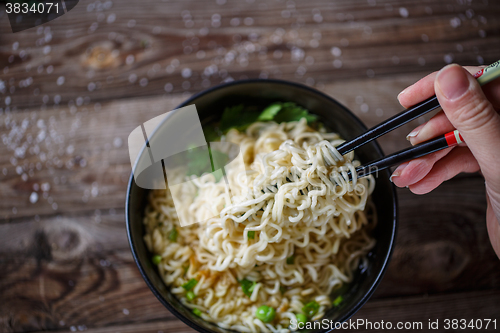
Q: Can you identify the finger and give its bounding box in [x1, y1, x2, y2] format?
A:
[408, 147, 480, 194]
[435, 64, 500, 192]
[397, 71, 437, 109]
[390, 147, 453, 188]
[397, 66, 485, 108]
[406, 111, 455, 145]
[403, 67, 500, 146]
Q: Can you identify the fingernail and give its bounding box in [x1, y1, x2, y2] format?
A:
[436, 64, 470, 101]
[390, 162, 409, 182]
[397, 86, 411, 102]
[406, 128, 420, 141]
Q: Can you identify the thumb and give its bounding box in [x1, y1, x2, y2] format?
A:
[434, 64, 500, 191]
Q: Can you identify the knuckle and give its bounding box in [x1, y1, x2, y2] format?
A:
[454, 97, 495, 131]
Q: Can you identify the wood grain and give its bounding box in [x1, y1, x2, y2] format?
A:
[1, 0, 499, 332]
[0, 94, 183, 220]
[0, 213, 170, 332]
[30, 290, 499, 333]
[378, 177, 500, 297]
[0, 177, 498, 332]
[0, 73, 440, 221]
[0, 0, 499, 109]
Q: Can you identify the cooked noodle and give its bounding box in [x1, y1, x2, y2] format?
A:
[143, 118, 376, 333]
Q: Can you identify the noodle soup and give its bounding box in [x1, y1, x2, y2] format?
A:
[142, 106, 376, 332]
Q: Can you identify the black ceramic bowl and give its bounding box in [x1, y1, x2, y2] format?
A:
[126, 79, 397, 333]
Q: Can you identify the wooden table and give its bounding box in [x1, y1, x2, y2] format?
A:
[1, 0, 499, 332]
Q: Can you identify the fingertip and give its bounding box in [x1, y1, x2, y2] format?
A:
[390, 162, 409, 186]
[406, 124, 424, 143]
[391, 173, 413, 188]
[389, 148, 452, 189]
[397, 86, 411, 106]
[435, 64, 471, 102]
[408, 137, 418, 146]
[397, 71, 439, 109]
[390, 176, 406, 188]
[408, 183, 435, 195]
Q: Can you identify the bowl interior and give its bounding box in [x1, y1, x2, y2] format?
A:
[127, 79, 397, 333]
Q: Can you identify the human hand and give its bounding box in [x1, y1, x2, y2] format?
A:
[391, 64, 500, 258]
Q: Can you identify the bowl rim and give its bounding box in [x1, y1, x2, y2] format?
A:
[125, 78, 398, 333]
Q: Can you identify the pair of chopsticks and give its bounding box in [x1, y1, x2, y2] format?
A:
[336, 59, 500, 179]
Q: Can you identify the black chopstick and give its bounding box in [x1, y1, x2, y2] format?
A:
[336, 96, 440, 155]
[352, 130, 463, 179]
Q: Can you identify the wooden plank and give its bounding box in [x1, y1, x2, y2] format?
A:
[347, 290, 500, 332]
[1, 1, 499, 332]
[0, 0, 499, 109]
[25, 291, 500, 333]
[0, 72, 441, 221]
[0, 94, 185, 220]
[0, 213, 173, 332]
[45, 320, 197, 333]
[0, 176, 498, 332]
[377, 177, 500, 298]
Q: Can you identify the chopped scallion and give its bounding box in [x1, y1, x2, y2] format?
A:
[302, 300, 320, 318]
[186, 291, 196, 301]
[182, 278, 198, 291]
[238, 278, 256, 297]
[168, 228, 178, 242]
[332, 295, 343, 306]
